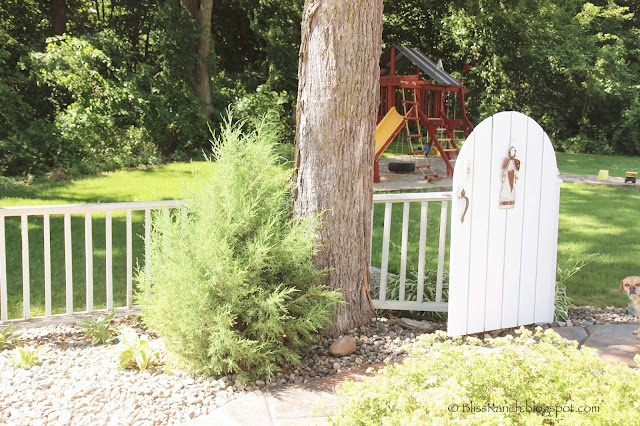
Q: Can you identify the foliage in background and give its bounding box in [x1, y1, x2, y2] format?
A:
[333, 328, 640, 424]
[0, 324, 22, 350]
[391, 0, 640, 154]
[79, 310, 118, 345]
[108, 327, 160, 371]
[2, 0, 639, 177]
[136, 114, 341, 382]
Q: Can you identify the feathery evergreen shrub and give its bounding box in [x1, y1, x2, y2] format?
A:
[136, 113, 340, 382]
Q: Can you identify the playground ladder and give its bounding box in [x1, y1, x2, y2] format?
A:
[400, 84, 438, 179]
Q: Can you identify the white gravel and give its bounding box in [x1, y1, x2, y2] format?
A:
[0, 316, 439, 425]
[0, 305, 635, 425]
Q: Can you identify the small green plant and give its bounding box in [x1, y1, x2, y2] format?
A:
[10, 345, 50, 369]
[108, 327, 160, 371]
[78, 310, 117, 345]
[333, 328, 640, 424]
[555, 254, 598, 321]
[0, 323, 22, 350]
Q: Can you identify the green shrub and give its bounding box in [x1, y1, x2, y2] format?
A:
[108, 327, 160, 371]
[136, 113, 341, 382]
[78, 310, 117, 345]
[333, 328, 640, 425]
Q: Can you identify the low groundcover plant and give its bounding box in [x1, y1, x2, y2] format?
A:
[10, 345, 50, 369]
[333, 328, 640, 425]
[0, 323, 22, 350]
[108, 327, 160, 371]
[136, 112, 341, 382]
[78, 310, 117, 345]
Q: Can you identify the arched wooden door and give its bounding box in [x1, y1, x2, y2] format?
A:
[447, 112, 561, 336]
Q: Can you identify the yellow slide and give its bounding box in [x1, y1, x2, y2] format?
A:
[375, 107, 405, 157]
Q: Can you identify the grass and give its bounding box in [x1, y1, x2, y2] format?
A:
[1, 162, 211, 319]
[557, 182, 640, 307]
[1, 153, 639, 317]
[555, 152, 640, 177]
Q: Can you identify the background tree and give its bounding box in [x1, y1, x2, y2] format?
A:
[51, 0, 67, 35]
[194, 0, 214, 118]
[2, 0, 640, 178]
[294, 0, 384, 335]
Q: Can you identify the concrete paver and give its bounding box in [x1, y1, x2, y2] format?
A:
[550, 326, 588, 345]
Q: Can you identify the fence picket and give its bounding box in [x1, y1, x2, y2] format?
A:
[379, 202, 393, 301]
[44, 215, 51, 317]
[85, 213, 93, 313]
[21, 216, 30, 319]
[145, 209, 151, 278]
[126, 210, 133, 309]
[106, 212, 113, 311]
[417, 201, 429, 303]
[0, 217, 6, 322]
[64, 213, 73, 314]
[399, 202, 410, 302]
[436, 201, 448, 303]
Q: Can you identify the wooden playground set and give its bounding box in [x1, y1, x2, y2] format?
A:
[375, 45, 474, 183]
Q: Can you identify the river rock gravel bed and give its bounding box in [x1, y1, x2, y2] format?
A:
[0, 305, 636, 425]
[0, 316, 442, 425]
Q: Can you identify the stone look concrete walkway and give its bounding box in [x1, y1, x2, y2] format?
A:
[186, 324, 640, 425]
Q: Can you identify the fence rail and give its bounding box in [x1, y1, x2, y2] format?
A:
[0, 200, 185, 323]
[371, 192, 452, 312]
[1, 193, 452, 325]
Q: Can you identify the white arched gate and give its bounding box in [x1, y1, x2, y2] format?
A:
[447, 111, 561, 336]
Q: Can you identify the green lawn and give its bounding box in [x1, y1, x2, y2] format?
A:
[554, 152, 640, 177]
[557, 182, 640, 307]
[1, 155, 638, 318]
[0, 162, 211, 318]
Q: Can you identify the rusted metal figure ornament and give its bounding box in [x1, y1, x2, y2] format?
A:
[499, 146, 521, 209]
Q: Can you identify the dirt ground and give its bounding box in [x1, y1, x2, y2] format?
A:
[375, 154, 453, 192]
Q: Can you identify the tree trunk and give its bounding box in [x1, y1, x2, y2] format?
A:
[294, 0, 383, 336]
[181, 0, 198, 17]
[51, 0, 67, 36]
[194, 0, 214, 119]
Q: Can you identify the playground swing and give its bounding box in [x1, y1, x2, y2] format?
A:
[373, 45, 475, 183]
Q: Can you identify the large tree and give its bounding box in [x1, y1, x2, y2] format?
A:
[51, 0, 67, 35]
[194, 0, 214, 119]
[294, 0, 384, 335]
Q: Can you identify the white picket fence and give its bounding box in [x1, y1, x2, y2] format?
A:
[0, 193, 451, 324]
[371, 192, 451, 312]
[0, 201, 185, 323]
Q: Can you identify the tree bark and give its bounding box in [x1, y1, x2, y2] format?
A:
[181, 0, 198, 17]
[194, 0, 214, 119]
[51, 0, 67, 36]
[294, 0, 383, 336]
